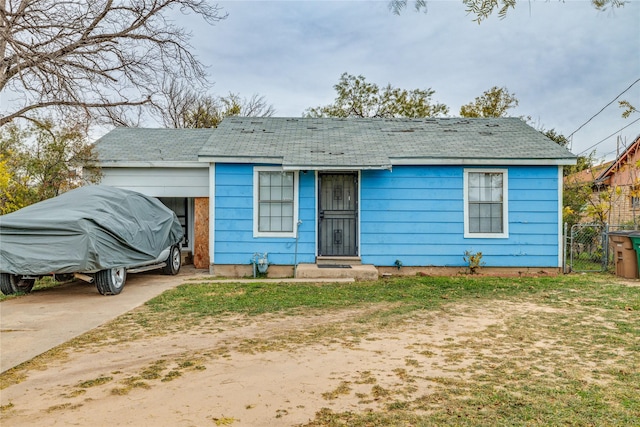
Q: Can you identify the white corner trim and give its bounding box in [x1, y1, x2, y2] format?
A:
[463, 168, 509, 239]
[558, 165, 564, 268]
[314, 171, 319, 257]
[209, 163, 215, 266]
[357, 170, 362, 257]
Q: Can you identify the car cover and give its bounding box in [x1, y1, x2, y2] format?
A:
[0, 186, 184, 275]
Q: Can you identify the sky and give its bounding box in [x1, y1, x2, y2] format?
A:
[171, 0, 640, 162]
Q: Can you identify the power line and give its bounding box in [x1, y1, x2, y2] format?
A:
[577, 116, 640, 156]
[569, 77, 640, 149]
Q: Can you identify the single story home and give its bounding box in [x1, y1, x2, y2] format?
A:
[93, 117, 576, 277]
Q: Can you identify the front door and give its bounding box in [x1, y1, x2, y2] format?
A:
[318, 173, 358, 256]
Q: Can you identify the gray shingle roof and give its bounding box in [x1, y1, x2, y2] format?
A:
[94, 117, 576, 169]
[94, 128, 213, 164]
[200, 117, 576, 169]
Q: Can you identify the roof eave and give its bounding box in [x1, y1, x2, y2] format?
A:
[96, 161, 207, 168]
[595, 135, 640, 181]
[199, 155, 284, 164]
[281, 164, 392, 171]
[390, 157, 577, 166]
[198, 155, 576, 168]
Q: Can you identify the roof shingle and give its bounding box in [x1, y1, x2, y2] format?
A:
[94, 117, 576, 169]
[200, 117, 576, 168]
[95, 128, 213, 164]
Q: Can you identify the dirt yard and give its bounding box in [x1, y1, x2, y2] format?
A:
[0, 294, 636, 426]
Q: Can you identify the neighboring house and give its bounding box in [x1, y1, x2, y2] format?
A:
[563, 160, 613, 224]
[564, 135, 640, 226]
[563, 161, 613, 188]
[594, 135, 640, 225]
[93, 117, 576, 276]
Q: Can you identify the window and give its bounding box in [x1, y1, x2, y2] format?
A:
[254, 167, 298, 237]
[464, 169, 508, 238]
[632, 196, 640, 209]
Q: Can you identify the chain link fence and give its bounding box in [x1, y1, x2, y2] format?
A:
[565, 223, 640, 273]
[567, 223, 607, 273]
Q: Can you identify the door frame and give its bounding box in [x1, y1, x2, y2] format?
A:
[316, 171, 360, 257]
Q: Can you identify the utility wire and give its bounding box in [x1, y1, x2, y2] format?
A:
[569, 78, 640, 149]
[577, 116, 640, 156]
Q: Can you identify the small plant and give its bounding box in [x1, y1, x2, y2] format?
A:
[394, 259, 403, 270]
[463, 250, 485, 274]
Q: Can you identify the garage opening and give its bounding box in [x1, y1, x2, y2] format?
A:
[159, 197, 192, 262]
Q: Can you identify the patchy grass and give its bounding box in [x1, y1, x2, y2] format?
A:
[4, 274, 638, 367]
[296, 277, 640, 426]
[1, 273, 638, 426]
[322, 381, 352, 400]
[147, 274, 638, 316]
[135, 273, 637, 426]
[114, 274, 637, 344]
[77, 376, 113, 388]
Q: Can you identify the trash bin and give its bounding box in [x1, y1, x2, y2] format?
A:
[628, 233, 640, 279]
[608, 231, 639, 279]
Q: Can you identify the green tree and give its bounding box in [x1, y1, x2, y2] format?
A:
[542, 128, 569, 148]
[619, 100, 638, 118]
[539, 127, 596, 228]
[0, 118, 100, 214]
[460, 86, 519, 118]
[0, 164, 28, 214]
[562, 152, 597, 228]
[304, 73, 449, 118]
[389, 0, 625, 23]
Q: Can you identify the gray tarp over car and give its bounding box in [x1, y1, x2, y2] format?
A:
[0, 186, 184, 275]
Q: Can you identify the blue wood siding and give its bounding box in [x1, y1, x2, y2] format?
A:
[214, 164, 316, 265]
[214, 164, 560, 268]
[360, 166, 560, 267]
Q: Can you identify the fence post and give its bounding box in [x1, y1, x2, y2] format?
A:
[603, 223, 609, 272]
[563, 222, 568, 274]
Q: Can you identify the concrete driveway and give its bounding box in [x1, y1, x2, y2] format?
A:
[0, 266, 207, 373]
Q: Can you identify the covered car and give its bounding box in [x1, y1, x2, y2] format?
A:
[0, 185, 184, 296]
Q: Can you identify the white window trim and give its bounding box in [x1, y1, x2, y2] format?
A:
[253, 166, 299, 238]
[463, 168, 509, 239]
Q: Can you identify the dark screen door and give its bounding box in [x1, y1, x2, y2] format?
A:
[318, 173, 357, 256]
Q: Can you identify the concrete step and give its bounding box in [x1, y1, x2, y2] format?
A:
[316, 256, 362, 265]
[296, 263, 378, 280]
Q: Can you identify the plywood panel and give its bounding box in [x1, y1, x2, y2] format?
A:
[193, 197, 210, 269]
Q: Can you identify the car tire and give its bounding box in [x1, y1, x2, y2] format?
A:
[0, 273, 35, 295]
[95, 267, 126, 295]
[162, 245, 181, 275]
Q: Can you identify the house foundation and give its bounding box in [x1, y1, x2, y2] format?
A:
[206, 264, 561, 279]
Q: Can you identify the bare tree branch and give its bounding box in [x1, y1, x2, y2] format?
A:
[0, 0, 226, 127]
[154, 82, 275, 128]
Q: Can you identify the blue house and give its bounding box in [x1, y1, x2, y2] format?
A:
[94, 117, 576, 277]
